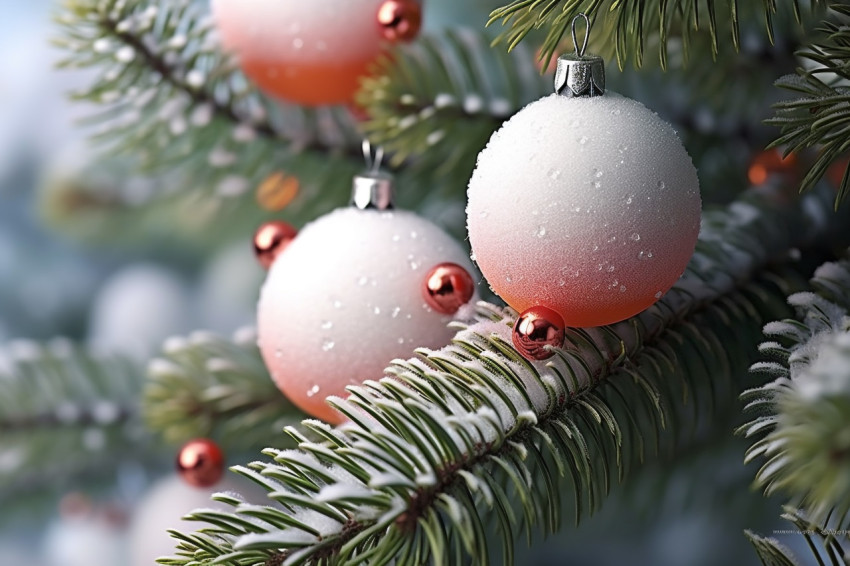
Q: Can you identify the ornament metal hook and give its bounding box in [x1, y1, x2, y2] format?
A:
[571, 13, 591, 58]
[362, 139, 385, 174]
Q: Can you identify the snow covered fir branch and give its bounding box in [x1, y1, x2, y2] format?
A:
[144, 329, 304, 452]
[0, 340, 146, 508]
[156, 186, 850, 565]
[740, 255, 850, 557]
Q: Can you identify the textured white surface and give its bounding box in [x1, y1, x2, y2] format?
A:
[212, 0, 386, 63]
[257, 208, 477, 422]
[467, 93, 701, 327]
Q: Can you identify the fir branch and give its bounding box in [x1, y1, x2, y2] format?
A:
[159, 185, 850, 566]
[747, 507, 849, 566]
[53, 0, 362, 206]
[741, 255, 850, 524]
[488, 0, 821, 71]
[144, 329, 305, 451]
[768, 5, 850, 209]
[0, 339, 149, 503]
[359, 30, 550, 169]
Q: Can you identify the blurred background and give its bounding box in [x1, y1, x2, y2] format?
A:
[0, 0, 819, 564]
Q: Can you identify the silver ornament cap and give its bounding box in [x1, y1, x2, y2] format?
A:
[554, 13, 606, 98]
[351, 171, 395, 210]
[351, 141, 395, 210]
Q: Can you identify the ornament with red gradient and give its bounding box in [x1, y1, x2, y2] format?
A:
[467, 15, 701, 331]
[256, 147, 477, 423]
[176, 438, 225, 488]
[212, 0, 422, 106]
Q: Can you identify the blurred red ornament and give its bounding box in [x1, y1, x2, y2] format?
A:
[748, 149, 798, 186]
[59, 492, 93, 519]
[827, 157, 849, 189]
[512, 306, 566, 361]
[176, 439, 225, 488]
[422, 262, 475, 314]
[377, 0, 422, 42]
[254, 221, 298, 270]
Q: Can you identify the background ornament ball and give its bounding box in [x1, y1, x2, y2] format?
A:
[512, 306, 565, 361]
[467, 93, 702, 328]
[257, 208, 477, 424]
[212, 0, 419, 106]
[129, 475, 266, 566]
[422, 262, 476, 315]
[254, 220, 298, 270]
[377, 0, 423, 42]
[176, 438, 225, 488]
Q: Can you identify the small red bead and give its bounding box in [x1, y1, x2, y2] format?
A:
[377, 0, 422, 43]
[422, 263, 476, 314]
[176, 439, 225, 488]
[512, 306, 566, 361]
[254, 221, 298, 270]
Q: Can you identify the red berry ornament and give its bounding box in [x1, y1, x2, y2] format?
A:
[176, 439, 225, 488]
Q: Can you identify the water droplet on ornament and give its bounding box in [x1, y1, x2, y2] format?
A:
[620, 285, 627, 293]
[655, 291, 663, 299]
[479, 210, 488, 218]
[274, 349, 283, 359]
[548, 168, 561, 180]
[322, 340, 335, 352]
[607, 265, 615, 273]
[648, 251, 654, 258]
[595, 169, 604, 178]
[392, 234, 401, 242]
[293, 38, 304, 50]
[574, 206, 582, 213]
[558, 279, 566, 286]
[608, 236, 617, 243]
[307, 385, 321, 398]
[579, 136, 588, 145]
[333, 300, 343, 309]
[612, 108, 621, 115]
[358, 276, 369, 286]
[630, 233, 641, 241]
[593, 181, 602, 189]
[397, 338, 405, 345]
[410, 231, 418, 239]
[506, 275, 513, 283]
[406, 314, 412, 319]
[391, 307, 401, 318]
[536, 226, 547, 238]
[321, 321, 333, 330]
[657, 181, 666, 190]
[374, 307, 381, 315]
[626, 196, 634, 204]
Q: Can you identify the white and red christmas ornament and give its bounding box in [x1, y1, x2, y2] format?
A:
[257, 150, 477, 423]
[467, 15, 701, 331]
[212, 0, 423, 106]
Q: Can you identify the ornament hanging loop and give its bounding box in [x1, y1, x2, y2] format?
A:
[554, 13, 606, 98]
[572, 13, 591, 58]
[352, 140, 395, 211]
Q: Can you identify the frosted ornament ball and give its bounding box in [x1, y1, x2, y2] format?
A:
[257, 153, 478, 424]
[466, 15, 701, 329]
[212, 0, 422, 106]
